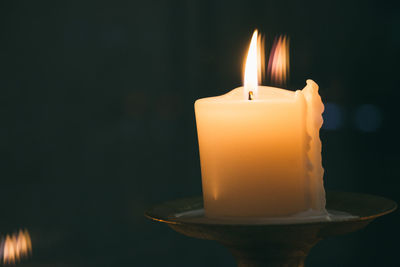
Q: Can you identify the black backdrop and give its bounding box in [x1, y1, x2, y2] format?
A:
[1, 0, 399, 266]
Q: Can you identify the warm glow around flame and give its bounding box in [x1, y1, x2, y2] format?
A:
[244, 30, 259, 99]
[2, 229, 32, 265]
[268, 35, 290, 87]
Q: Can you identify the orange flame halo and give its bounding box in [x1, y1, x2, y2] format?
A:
[243, 30, 291, 97]
[2, 229, 32, 265]
[267, 35, 290, 87]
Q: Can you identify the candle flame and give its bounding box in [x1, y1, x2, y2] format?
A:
[267, 35, 290, 87]
[1, 229, 32, 265]
[244, 30, 264, 99]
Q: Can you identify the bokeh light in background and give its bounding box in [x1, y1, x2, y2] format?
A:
[322, 102, 344, 131]
[0, 229, 31, 265]
[267, 35, 290, 88]
[354, 104, 382, 132]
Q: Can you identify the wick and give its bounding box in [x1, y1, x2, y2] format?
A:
[248, 91, 254, 100]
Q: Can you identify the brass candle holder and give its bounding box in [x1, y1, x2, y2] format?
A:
[145, 191, 396, 267]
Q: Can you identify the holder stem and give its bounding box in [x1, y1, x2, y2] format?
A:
[224, 241, 318, 267]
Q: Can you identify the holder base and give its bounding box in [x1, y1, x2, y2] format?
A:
[145, 191, 396, 267]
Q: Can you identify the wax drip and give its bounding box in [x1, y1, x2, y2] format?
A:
[301, 79, 326, 213]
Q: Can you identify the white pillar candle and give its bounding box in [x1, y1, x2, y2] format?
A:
[194, 31, 326, 218]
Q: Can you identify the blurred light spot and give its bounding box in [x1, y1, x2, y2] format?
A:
[1, 229, 31, 265]
[354, 104, 382, 132]
[322, 102, 343, 130]
[267, 35, 290, 87]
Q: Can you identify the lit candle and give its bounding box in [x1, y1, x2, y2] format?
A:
[194, 30, 326, 218]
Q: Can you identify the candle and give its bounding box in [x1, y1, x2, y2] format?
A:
[194, 30, 326, 218]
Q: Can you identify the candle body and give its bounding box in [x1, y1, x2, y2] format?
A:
[195, 80, 325, 218]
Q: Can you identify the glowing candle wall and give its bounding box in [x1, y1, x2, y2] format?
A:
[194, 31, 326, 218]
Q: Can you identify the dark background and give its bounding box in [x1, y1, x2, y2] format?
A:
[1, 0, 399, 266]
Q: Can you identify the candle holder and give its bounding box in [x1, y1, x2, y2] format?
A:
[145, 191, 396, 267]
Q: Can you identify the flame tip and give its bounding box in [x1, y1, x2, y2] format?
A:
[243, 29, 262, 98]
